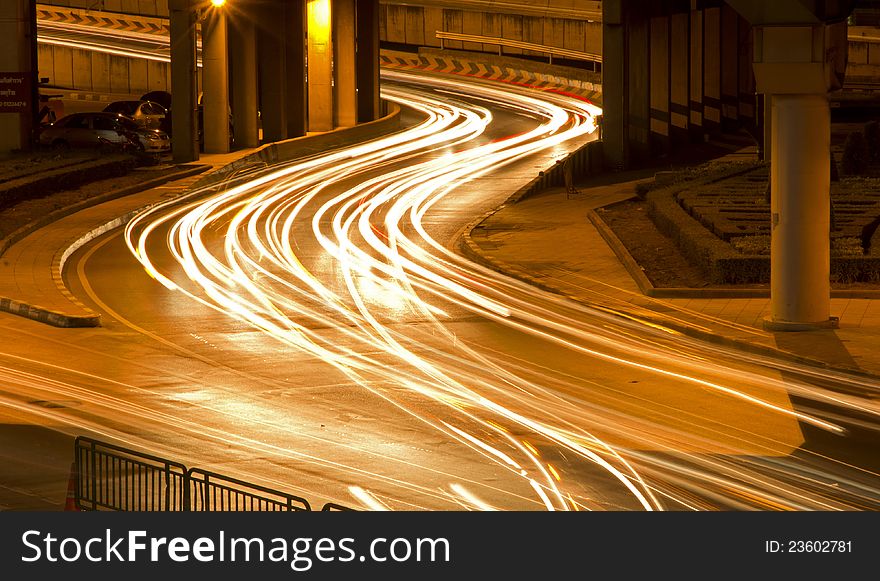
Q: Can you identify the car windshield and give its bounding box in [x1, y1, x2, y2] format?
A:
[104, 102, 139, 115]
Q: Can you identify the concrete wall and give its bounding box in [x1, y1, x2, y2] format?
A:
[38, 43, 170, 95]
[846, 28, 880, 88]
[379, 3, 602, 60]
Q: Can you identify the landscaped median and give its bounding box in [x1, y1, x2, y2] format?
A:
[592, 159, 880, 297]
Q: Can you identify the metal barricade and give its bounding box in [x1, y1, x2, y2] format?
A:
[75, 436, 188, 511]
[74, 436, 350, 512]
[187, 469, 311, 512]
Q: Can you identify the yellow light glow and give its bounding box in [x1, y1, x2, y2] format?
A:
[308, 0, 331, 40]
[210, 0, 226, 6]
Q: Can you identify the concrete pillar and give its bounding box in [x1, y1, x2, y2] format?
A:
[719, 5, 739, 131]
[601, 0, 627, 170]
[258, 0, 287, 143]
[688, 9, 703, 142]
[169, 0, 198, 162]
[626, 14, 650, 163]
[285, 0, 307, 138]
[649, 15, 669, 156]
[749, 23, 844, 330]
[0, 0, 36, 153]
[702, 7, 721, 134]
[768, 94, 831, 328]
[334, 0, 357, 127]
[356, 0, 380, 123]
[670, 12, 689, 144]
[202, 7, 230, 153]
[230, 11, 259, 148]
[308, 0, 334, 132]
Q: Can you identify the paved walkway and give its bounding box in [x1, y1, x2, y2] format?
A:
[463, 160, 880, 379]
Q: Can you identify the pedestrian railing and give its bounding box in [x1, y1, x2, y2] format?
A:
[74, 436, 352, 512]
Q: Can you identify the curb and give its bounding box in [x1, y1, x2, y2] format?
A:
[0, 164, 211, 328]
[588, 205, 880, 300]
[458, 193, 880, 381]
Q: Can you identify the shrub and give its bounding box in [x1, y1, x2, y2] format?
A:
[732, 235, 770, 255]
[841, 130, 869, 176]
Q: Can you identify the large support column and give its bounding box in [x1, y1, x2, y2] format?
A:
[649, 15, 670, 156]
[202, 7, 230, 153]
[356, 0, 380, 123]
[601, 0, 627, 170]
[230, 9, 259, 148]
[626, 14, 650, 163]
[308, 0, 334, 132]
[702, 7, 722, 135]
[285, 0, 307, 138]
[669, 12, 689, 145]
[769, 94, 831, 327]
[749, 23, 846, 331]
[688, 9, 703, 142]
[0, 0, 37, 153]
[333, 0, 357, 127]
[258, 0, 287, 143]
[719, 5, 740, 132]
[169, 0, 198, 162]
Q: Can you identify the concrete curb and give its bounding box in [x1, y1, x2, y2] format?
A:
[588, 205, 880, 299]
[0, 164, 211, 328]
[458, 194, 879, 381]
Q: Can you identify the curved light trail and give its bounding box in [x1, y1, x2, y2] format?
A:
[25, 8, 880, 511]
[114, 70, 880, 511]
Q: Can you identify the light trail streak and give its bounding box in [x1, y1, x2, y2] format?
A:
[36, 11, 879, 509]
[117, 70, 880, 511]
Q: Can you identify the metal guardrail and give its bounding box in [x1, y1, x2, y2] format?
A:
[74, 436, 351, 512]
[435, 31, 602, 65]
[188, 469, 311, 512]
[75, 437, 187, 511]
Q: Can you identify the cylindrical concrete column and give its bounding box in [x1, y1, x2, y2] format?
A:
[230, 14, 259, 148]
[258, 0, 287, 143]
[308, 0, 334, 132]
[285, 0, 307, 138]
[0, 0, 36, 153]
[768, 94, 831, 328]
[169, 0, 198, 162]
[334, 0, 357, 127]
[355, 0, 380, 123]
[202, 8, 230, 153]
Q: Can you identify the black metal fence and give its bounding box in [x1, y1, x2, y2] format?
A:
[74, 436, 350, 512]
[75, 437, 187, 511]
[188, 469, 310, 512]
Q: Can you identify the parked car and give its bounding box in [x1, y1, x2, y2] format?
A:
[140, 90, 172, 111]
[103, 100, 168, 131]
[38, 112, 170, 154]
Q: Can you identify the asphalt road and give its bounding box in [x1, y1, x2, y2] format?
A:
[2, 72, 879, 511]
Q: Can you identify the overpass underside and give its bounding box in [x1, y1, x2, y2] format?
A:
[603, 0, 854, 330]
[170, 0, 381, 161]
[602, 0, 757, 170]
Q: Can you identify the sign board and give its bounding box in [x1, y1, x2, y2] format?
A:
[0, 73, 31, 114]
